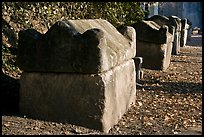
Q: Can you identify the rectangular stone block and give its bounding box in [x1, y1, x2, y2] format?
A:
[19, 59, 136, 133]
[136, 40, 172, 70]
[17, 19, 136, 73]
[131, 19, 173, 70]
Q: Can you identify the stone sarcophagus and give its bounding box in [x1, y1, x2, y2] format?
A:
[180, 18, 190, 47]
[17, 19, 136, 133]
[168, 16, 182, 55]
[131, 20, 173, 70]
[146, 15, 182, 55]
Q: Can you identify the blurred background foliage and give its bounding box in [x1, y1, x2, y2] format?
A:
[2, 2, 145, 29]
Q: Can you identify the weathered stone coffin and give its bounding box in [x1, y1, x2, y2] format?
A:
[17, 19, 136, 73]
[180, 18, 190, 47]
[131, 20, 173, 70]
[147, 15, 182, 55]
[168, 16, 182, 55]
[17, 19, 136, 133]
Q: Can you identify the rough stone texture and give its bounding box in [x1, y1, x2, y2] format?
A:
[116, 26, 136, 49]
[180, 18, 189, 47]
[168, 16, 182, 55]
[17, 19, 137, 133]
[136, 41, 172, 70]
[131, 20, 173, 70]
[19, 59, 136, 133]
[17, 19, 136, 73]
[131, 20, 172, 44]
[145, 15, 175, 36]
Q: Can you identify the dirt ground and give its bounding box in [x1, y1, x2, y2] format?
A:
[2, 35, 202, 135]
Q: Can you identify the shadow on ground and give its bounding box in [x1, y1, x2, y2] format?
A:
[138, 79, 202, 94]
[2, 72, 20, 114]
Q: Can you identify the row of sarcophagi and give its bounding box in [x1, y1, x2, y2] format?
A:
[128, 15, 191, 71]
[16, 15, 191, 133]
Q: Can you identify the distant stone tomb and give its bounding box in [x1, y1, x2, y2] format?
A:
[131, 20, 174, 70]
[168, 16, 182, 55]
[146, 15, 182, 55]
[192, 27, 201, 35]
[17, 19, 136, 133]
[180, 18, 190, 47]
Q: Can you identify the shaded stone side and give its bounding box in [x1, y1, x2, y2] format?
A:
[19, 59, 136, 133]
[17, 19, 136, 73]
[133, 57, 143, 82]
[136, 40, 172, 70]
